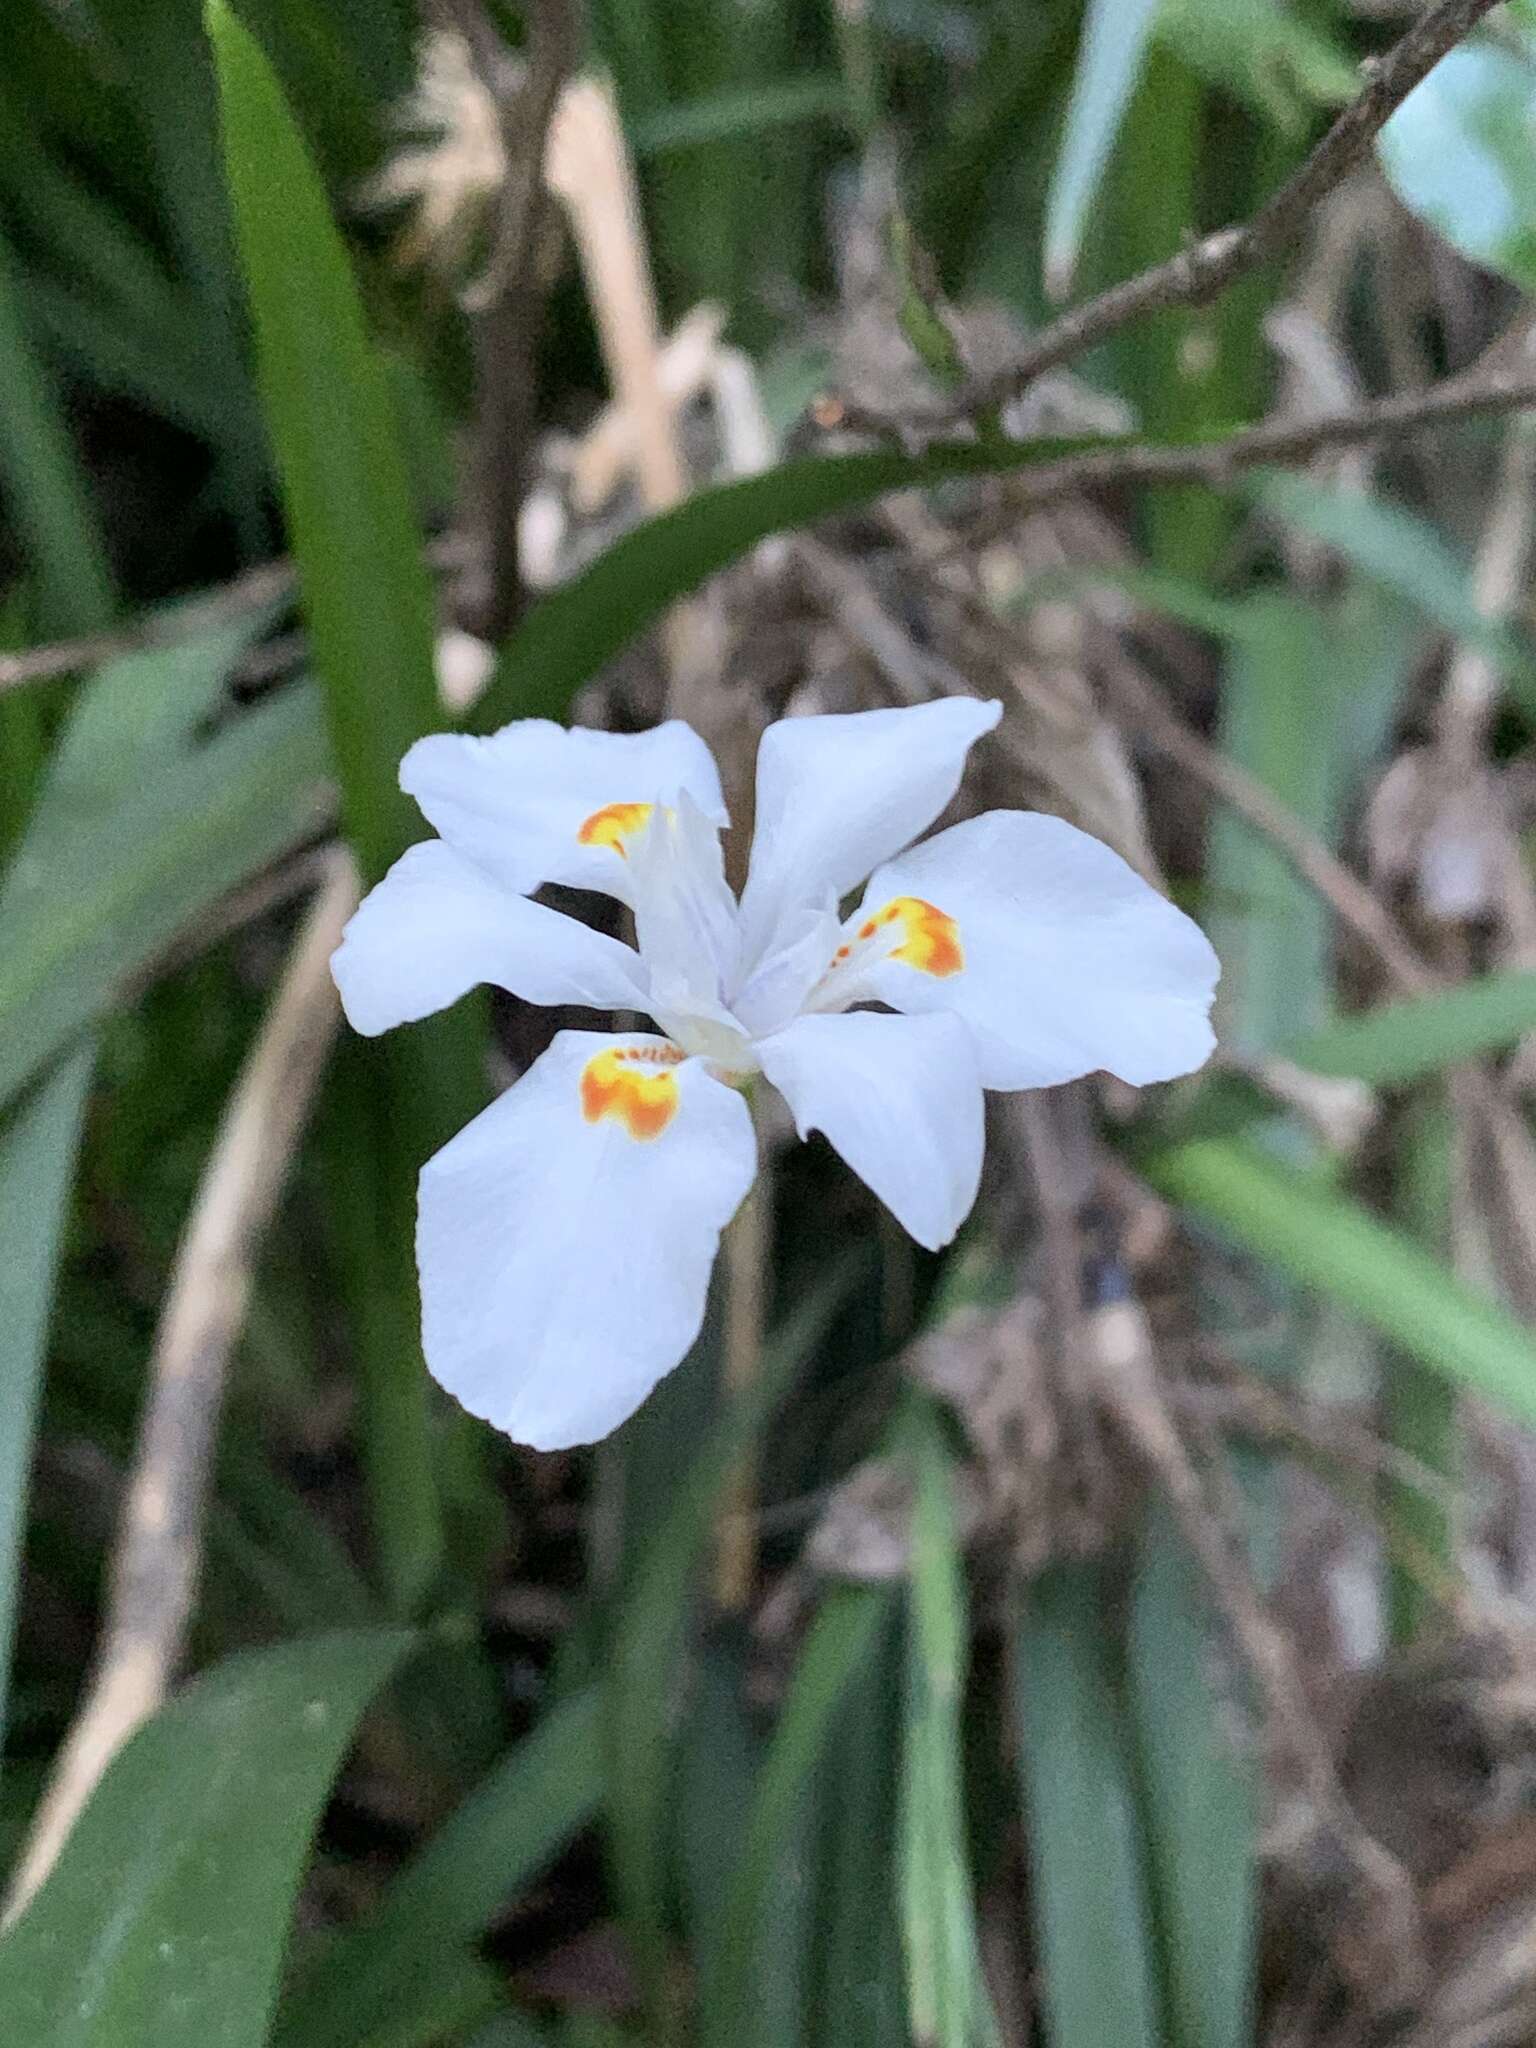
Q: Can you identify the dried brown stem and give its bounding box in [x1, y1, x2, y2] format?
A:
[1017, 375, 1536, 514]
[957, 0, 1505, 418]
[4, 853, 359, 1920]
[447, 0, 584, 641]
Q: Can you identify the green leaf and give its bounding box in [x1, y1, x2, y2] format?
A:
[631, 78, 849, 156]
[1288, 970, 1536, 1087]
[899, 1402, 999, 2048]
[706, 1583, 896, 2046]
[1013, 1564, 1162, 2048]
[1253, 472, 1536, 712]
[276, 1686, 602, 2048]
[606, 1252, 867, 2003]
[0, 1050, 92, 1765]
[1126, 1522, 1257, 2048]
[472, 435, 1116, 732]
[1043, 0, 1160, 296]
[0, 223, 115, 638]
[0, 1629, 411, 2048]
[1379, 38, 1536, 292]
[0, 685, 327, 1117]
[206, 0, 438, 885]
[1142, 1135, 1536, 1429]
[1157, 0, 1353, 133]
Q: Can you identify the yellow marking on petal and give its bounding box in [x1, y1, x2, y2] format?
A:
[580, 1046, 682, 1141]
[576, 801, 654, 859]
[876, 895, 963, 977]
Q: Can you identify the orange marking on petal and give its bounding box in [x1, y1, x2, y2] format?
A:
[576, 801, 654, 859]
[580, 1047, 681, 1140]
[857, 919, 878, 941]
[875, 895, 963, 977]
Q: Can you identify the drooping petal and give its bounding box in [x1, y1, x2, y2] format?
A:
[737, 698, 1002, 963]
[417, 1031, 755, 1448]
[855, 811, 1219, 1089]
[331, 840, 649, 1036]
[399, 717, 726, 899]
[755, 1010, 983, 1250]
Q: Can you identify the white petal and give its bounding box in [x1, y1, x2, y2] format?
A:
[737, 699, 1001, 962]
[858, 811, 1219, 1089]
[399, 717, 726, 899]
[756, 1010, 983, 1250]
[331, 840, 648, 1036]
[417, 1031, 755, 1449]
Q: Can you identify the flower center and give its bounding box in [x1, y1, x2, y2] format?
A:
[580, 1043, 684, 1140]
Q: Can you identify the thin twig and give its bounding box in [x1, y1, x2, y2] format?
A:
[4, 852, 359, 1921]
[1017, 374, 1536, 513]
[956, 0, 1504, 418]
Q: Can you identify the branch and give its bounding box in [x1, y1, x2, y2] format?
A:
[958, 0, 1505, 417]
[1016, 373, 1536, 511]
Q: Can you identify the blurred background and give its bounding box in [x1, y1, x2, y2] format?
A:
[7, 1, 1536, 2044]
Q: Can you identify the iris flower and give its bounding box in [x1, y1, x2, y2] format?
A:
[331, 699, 1218, 1448]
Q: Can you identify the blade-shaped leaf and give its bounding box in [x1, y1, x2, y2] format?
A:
[0, 1629, 411, 2048]
[1013, 1564, 1163, 2048]
[1043, 0, 1160, 296]
[0, 685, 328, 1117]
[206, 0, 438, 885]
[0, 1050, 92, 1765]
[473, 434, 1115, 732]
[1288, 970, 1536, 1086]
[1143, 1134, 1536, 1428]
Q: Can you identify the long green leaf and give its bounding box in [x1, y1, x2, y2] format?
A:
[276, 1686, 602, 2048]
[899, 1403, 999, 2048]
[0, 223, 115, 637]
[1289, 969, 1536, 1086]
[0, 685, 327, 1117]
[0, 1051, 92, 1765]
[206, 0, 437, 885]
[1143, 1135, 1536, 1428]
[473, 435, 1114, 731]
[0, 1630, 411, 2048]
[1013, 1565, 1163, 2048]
[706, 1582, 896, 2046]
[1043, 0, 1160, 296]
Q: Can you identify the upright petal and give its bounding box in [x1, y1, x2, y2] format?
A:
[855, 810, 1219, 1089]
[400, 717, 726, 899]
[756, 1010, 983, 1250]
[737, 698, 1001, 963]
[332, 840, 649, 1036]
[417, 1031, 756, 1448]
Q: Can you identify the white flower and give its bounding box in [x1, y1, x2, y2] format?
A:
[331, 699, 1218, 1449]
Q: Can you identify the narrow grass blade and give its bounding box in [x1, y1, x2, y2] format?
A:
[0, 224, 115, 637]
[0, 1050, 92, 1766]
[1043, 0, 1160, 297]
[473, 435, 1118, 731]
[206, 0, 437, 885]
[1143, 1134, 1536, 1430]
[1013, 1564, 1162, 2048]
[706, 1582, 896, 2046]
[607, 1253, 866, 2005]
[0, 685, 327, 1117]
[899, 1401, 999, 2048]
[276, 1686, 602, 2048]
[0, 1630, 412, 2048]
[1126, 1522, 1257, 2048]
[1288, 970, 1536, 1086]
